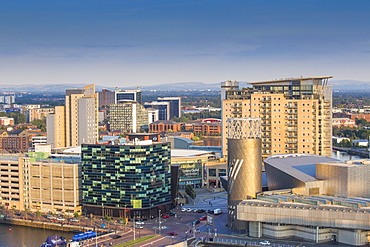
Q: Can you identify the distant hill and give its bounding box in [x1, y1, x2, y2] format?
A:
[330, 80, 370, 91]
[0, 82, 222, 93]
[0, 79, 369, 93]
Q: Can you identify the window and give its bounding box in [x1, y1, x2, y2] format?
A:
[218, 169, 226, 176]
[209, 169, 216, 177]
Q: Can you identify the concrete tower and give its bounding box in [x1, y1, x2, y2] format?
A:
[227, 118, 262, 228]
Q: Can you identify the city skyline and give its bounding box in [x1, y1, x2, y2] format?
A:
[1, 1, 370, 86]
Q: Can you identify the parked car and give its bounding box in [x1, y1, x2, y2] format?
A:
[56, 217, 66, 221]
[69, 218, 79, 222]
[162, 215, 170, 219]
[181, 208, 187, 212]
[136, 221, 145, 225]
[199, 216, 207, 221]
[259, 240, 271, 246]
[187, 208, 193, 212]
[168, 232, 178, 236]
[15, 213, 21, 216]
[47, 215, 56, 220]
[112, 235, 121, 239]
[192, 219, 200, 225]
[134, 225, 143, 229]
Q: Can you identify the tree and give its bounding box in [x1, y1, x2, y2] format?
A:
[185, 185, 196, 200]
[7, 112, 26, 124]
[31, 119, 46, 132]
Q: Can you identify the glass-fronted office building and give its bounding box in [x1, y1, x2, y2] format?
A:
[81, 141, 171, 219]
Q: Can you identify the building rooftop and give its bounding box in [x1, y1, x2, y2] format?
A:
[248, 76, 333, 85]
[264, 154, 340, 183]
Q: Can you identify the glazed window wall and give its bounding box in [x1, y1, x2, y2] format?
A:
[81, 143, 171, 209]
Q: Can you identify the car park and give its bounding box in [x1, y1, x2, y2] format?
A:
[199, 216, 207, 221]
[259, 240, 271, 246]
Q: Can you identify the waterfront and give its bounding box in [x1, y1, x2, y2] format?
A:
[0, 150, 365, 246]
[0, 223, 75, 247]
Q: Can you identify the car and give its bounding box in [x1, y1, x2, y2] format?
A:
[162, 215, 170, 219]
[181, 208, 187, 212]
[15, 213, 21, 216]
[136, 221, 145, 225]
[197, 209, 205, 213]
[187, 208, 193, 212]
[169, 212, 176, 216]
[47, 215, 56, 220]
[259, 240, 271, 246]
[168, 232, 178, 236]
[199, 216, 207, 221]
[193, 209, 198, 213]
[134, 225, 143, 229]
[112, 235, 122, 239]
[56, 217, 66, 221]
[192, 219, 200, 225]
[213, 208, 222, 215]
[69, 218, 79, 222]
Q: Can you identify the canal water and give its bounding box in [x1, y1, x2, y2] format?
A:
[0, 223, 75, 247]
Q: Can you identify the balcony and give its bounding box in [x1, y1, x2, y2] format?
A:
[285, 139, 297, 144]
[287, 105, 297, 109]
[286, 128, 298, 132]
[286, 122, 297, 127]
[286, 111, 297, 115]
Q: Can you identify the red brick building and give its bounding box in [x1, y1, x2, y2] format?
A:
[0, 130, 29, 153]
[184, 118, 222, 135]
[149, 120, 182, 133]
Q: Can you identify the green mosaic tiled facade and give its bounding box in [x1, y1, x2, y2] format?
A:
[81, 142, 171, 213]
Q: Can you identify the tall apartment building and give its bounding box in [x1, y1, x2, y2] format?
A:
[222, 76, 332, 158]
[157, 97, 181, 119]
[0, 95, 15, 104]
[47, 84, 98, 148]
[109, 102, 149, 133]
[27, 107, 54, 123]
[98, 89, 115, 108]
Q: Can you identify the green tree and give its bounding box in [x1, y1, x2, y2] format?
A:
[185, 185, 196, 199]
[7, 112, 26, 124]
[31, 119, 47, 131]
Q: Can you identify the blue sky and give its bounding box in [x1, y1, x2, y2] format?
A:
[1, 0, 370, 87]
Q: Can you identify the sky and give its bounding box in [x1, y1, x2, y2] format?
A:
[1, 0, 370, 87]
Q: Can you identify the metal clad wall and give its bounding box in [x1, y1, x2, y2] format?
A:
[228, 138, 262, 202]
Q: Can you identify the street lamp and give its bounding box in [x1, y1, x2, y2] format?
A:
[158, 209, 161, 234]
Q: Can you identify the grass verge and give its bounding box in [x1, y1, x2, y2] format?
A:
[113, 235, 158, 247]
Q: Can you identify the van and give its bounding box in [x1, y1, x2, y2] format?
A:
[213, 209, 222, 215]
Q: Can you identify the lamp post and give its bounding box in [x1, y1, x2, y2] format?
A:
[158, 209, 161, 234]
